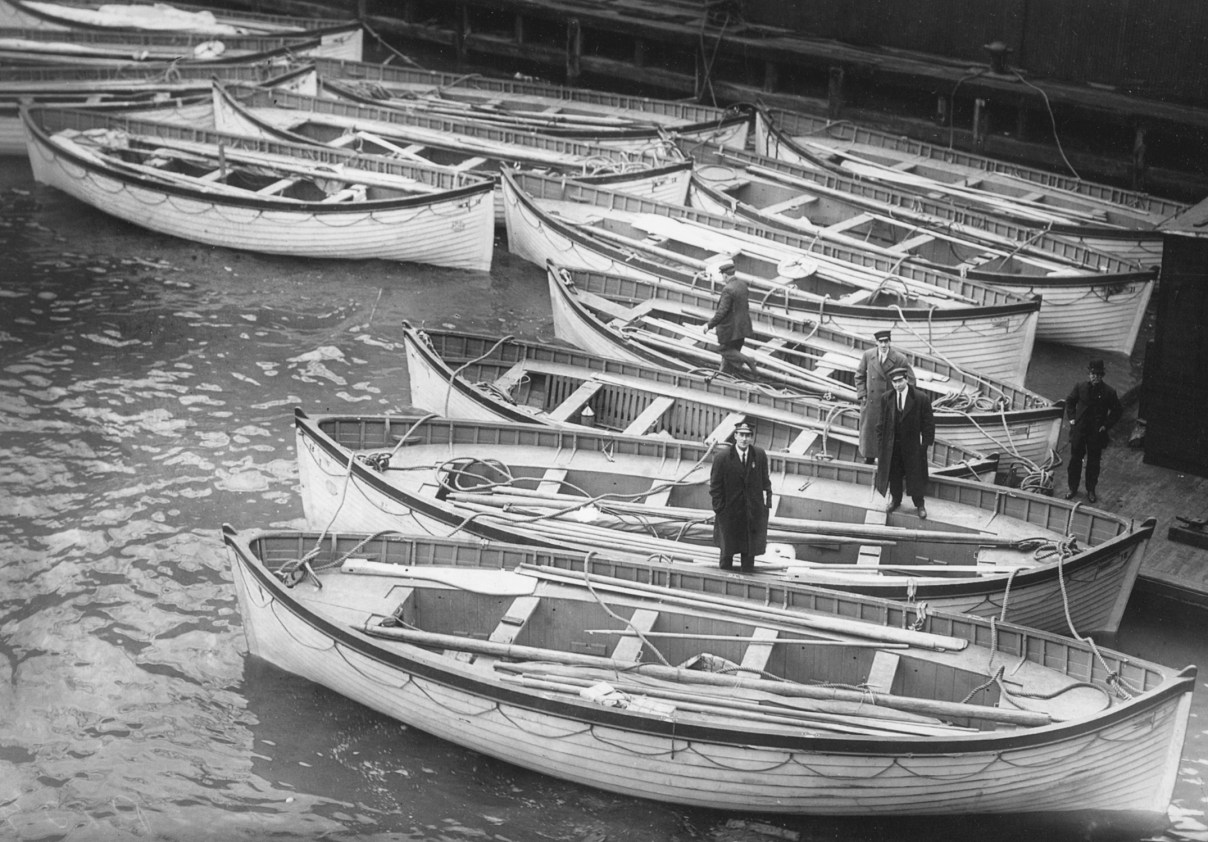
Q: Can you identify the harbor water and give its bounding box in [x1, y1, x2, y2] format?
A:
[1, 155, 1206, 842]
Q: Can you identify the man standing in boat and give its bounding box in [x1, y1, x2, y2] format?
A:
[709, 420, 772, 572]
[855, 329, 914, 463]
[875, 366, 935, 519]
[1063, 358, 1122, 504]
[704, 258, 760, 381]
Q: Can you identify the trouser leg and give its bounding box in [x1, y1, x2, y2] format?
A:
[740, 554, 755, 572]
[1067, 440, 1086, 492]
[718, 347, 741, 375]
[733, 339, 759, 379]
[1085, 445, 1103, 491]
[719, 552, 734, 570]
[889, 448, 905, 504]
[720, 346, 754, 379]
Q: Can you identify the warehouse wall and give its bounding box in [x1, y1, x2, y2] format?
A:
[742, 0, 1208, 106]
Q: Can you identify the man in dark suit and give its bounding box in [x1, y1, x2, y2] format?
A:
[875, 366, 935, 519]
[709, 420, 772, 572]
[704, 258, 759, 380]
[1064, 358, 1122, 504]
[855, 329, 914, 464]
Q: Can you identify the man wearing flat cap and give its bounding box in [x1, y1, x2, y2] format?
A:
[704, 258, 760, 381]
[709, 419, 772, 572]
[875, 365, 935, 519]
[1063, 358, 1122, 504]
[855, 329, 914, 463]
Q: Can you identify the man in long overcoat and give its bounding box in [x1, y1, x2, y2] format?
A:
[709, 420, 772, 572]
[855, 329, 914, 462]
[875, 366, 935, 519]
[704, 258, 759, 380]
[1063, 358, 1123, 503]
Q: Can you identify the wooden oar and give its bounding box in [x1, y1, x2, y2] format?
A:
[583, 630, 906, 645]
[517, 564, 968, 651]
[339, 559, 537, 595]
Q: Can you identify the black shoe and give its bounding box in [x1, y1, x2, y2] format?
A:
[915, 506, 927, 520]
[1087, 490, 1098, 503]
[886, 499, 901, 514]
[1064, 490, 1078, 500]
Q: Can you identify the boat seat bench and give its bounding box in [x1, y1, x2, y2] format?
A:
[381, 585, 416, 628]
[489, 595, 542, 646]
[611, 608, 660, 662]
[256, 176, 302, 195]
[786, 429, 819, 455]
[889, 232, 937, 254]
[737, 626, 779, 679]
[707, 411, 747, 445]
[858, 508, 887, 567]
[536, 468, 568, 495]
[493, 360, 532, 392]
[761, 194, 818, 215]
[456, 594, 541, 663]
[866, 650, 901, 694]
[547, 380, 604, 422]
[622, 395, 675, 436]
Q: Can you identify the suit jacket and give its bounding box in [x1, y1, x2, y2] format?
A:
[854, 347, 914, 459]
[705, 276, 753, 345]
[709, 443, 771, 558]
[874, 383, 935, 497]
[1065, 379, 1122, 450]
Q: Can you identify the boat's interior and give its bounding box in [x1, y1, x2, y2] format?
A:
[243, 530, 1141, 734]
[415, 333, 995, 480]
[698, 171, 1056, 279]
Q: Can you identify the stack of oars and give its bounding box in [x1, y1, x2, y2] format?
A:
[495, 663, 974, 737]
[519, 564, 960, 647]
[361, 625, 1050, 732]
[444, 487, 1035, 576]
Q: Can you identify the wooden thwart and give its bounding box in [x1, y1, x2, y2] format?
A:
[547, 380, 604, 422]
[738, 626, 778, 679]
[489, 595, 541, 645]
[866, 650, 900, 694]
[611, 608, 659, 661]
[622, 394, 675, 436]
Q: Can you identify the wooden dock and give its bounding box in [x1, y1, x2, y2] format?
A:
[291, 0, 1208, 201]
[1025, 343, 1208, 609]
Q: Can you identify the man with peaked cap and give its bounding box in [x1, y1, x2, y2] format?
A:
[875, 365, 935, 519]
[704, 258, 760, 381]
[709, 419, 772, 572]
[855, 328, 914, 463]
[1063, 358, 1122, 504]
